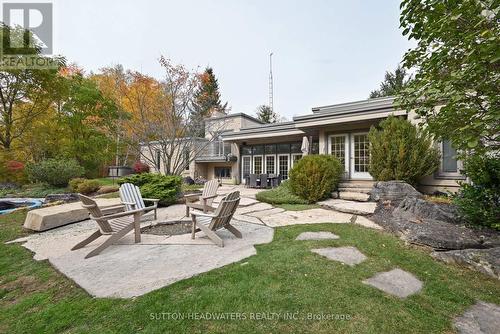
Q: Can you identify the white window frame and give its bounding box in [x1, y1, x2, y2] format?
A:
[265, 155, 276, 175]
[291, 153, 303, 168]
[436, 140, 463, 178]
[241, 155, 252, 181]
[253, 155, 264, 175]
[350, 132, 372, 180]
[327, 134, 349, 174]
[277, 154, 290, 180]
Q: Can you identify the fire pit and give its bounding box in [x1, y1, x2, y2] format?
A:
[141, 220, 194, 236]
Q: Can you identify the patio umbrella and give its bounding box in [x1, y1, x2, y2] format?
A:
[301, 136, 309, 155]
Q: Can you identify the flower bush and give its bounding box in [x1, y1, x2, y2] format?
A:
[133, 161, 150, 174]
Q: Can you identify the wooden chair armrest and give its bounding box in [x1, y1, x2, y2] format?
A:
[201, 194, 218, 200]
[100, 205, 125, 214]
[190, 210, 216, 218]
[142, 198, 160, 203]
[92, 208, 144, 221]
[120, 201, 136, 206]
[184, 193, 202, 198]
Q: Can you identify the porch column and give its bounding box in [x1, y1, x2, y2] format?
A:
[231, 143, 240, 184]
[318, 129, 327, 154]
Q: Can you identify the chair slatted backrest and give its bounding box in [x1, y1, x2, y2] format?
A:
[120, 183, 145, 211]
[209, 191, 240, 231]
[201, 179, 219, 207]
[259, 174, 268, 188]
[78, 194, 113, 233]
[249, 174, 258, 188]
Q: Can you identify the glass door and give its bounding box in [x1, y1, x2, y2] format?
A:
[242, 155, 251, 181]
[328, 134, 349, 178]
[265, 155, 276, 175]
[278, 154, 290, 180]
[253, 155, 263, 175]
[350, 133, 371, 179]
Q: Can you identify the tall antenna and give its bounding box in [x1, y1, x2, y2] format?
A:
[269, 52, 274, 112]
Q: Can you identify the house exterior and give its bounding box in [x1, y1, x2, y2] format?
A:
[142, 96, 464, 193]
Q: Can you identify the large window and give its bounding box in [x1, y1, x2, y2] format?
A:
[253, 156, 263, 174]
[215, 167, 231, 179]
[291, 153, 302, 167]
[265, 155, 276, 174]
[442, 140, 458, 173]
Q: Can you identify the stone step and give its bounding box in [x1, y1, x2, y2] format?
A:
[339, 181, 375, 189]
[335, 191, 370, 202]
[338, 187, 372, 194]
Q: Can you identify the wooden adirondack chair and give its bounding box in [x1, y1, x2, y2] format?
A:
[184, 179, 220, 217]
[72, 194, 144, 259]
[190, 191, 241, 247]
[119, 183, 160, 220]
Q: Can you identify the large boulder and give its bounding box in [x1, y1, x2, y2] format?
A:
[392, 197, 459, 224]
[432, 248, 500, 280]
[369, 180, 423, 203]
[372, 198, 500, 250]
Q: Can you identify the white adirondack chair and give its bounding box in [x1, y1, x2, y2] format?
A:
[190, 191, 241, 247]
[119, 183, 160, 220]
[72, 194, 143, 258]
[184, 179, 220, 217]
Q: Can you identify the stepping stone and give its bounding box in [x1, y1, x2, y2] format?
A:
[454, 301, 500, 334]
[262, 209, 352, 227]
[296, 232, 339, 241]
[318, 199, 376, 215]
[363, 268, 422, 298]
[235, 202, 274, 215]
[311, 246, 366, 266]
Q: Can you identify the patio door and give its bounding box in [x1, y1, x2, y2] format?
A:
[241, 155, 251, 181]
[350, 133, 371, 179]
[278, 154, 290, 180]
[253, 155, 263, 175]
[265, 155, 276, 175]
[328, 134, 349, 178]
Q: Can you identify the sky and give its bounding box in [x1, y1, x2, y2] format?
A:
[50, 0, 413, 120]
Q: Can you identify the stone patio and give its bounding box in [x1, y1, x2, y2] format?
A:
[453, 301, 500, 334]
[9, 185, 389, 298]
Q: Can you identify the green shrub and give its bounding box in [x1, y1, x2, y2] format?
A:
[368, 116, 440, 186]
[25, 158, 85, 187]
[69, 178, 101, 194]
[117, 173, 159, 187]
[77, 179, 101, 195]
[289, 155, 343, 203]
[69, 178, 86, 192]
[139, 175, 182, 206]
[453, 154, 500, 230]
[256, 181, 309, 205]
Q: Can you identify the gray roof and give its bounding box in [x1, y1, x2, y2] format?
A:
[296, 96, 396, 120]
[220, 121, 301, 139]
[205, 112, 264, 125]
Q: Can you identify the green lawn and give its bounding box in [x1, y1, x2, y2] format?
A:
[1, 211, 499, 333]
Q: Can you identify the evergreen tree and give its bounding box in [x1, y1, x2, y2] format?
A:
[191, 67, 228, 137]
[369, 65, 410, 98]
[256, 105, 278, 124]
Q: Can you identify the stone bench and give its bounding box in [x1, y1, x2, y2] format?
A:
[23, 198, 123, 232]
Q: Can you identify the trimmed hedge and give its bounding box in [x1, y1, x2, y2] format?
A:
[289, 155, 343, 203]
[26, 158, 84, 187]
[69, 178, 101, 194]
[255, 181, 308, 205]
[118, 173, 182, 206]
